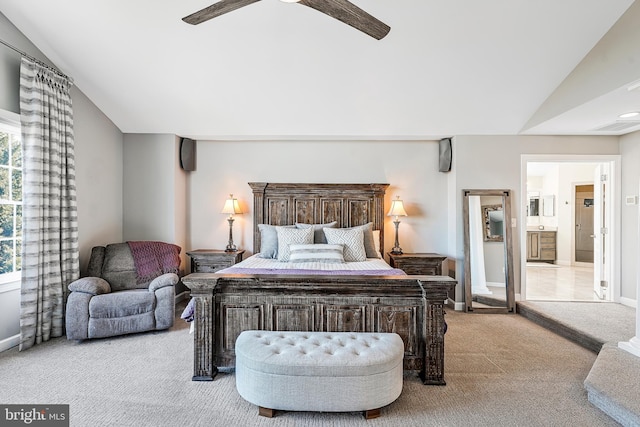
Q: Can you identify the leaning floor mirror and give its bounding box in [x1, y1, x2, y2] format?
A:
[463, 189, 515, 313]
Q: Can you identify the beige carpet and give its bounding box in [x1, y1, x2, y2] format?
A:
[519, 301, 635, 348]
[0, 310, 618, 426]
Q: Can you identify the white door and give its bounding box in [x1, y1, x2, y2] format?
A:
[593, 164, 611, 300]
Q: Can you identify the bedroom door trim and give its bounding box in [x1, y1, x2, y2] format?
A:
[520, 154, 621, 303]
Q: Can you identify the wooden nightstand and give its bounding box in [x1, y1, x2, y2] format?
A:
[187, 249, 245, 273]
[387, 253, 447, 276]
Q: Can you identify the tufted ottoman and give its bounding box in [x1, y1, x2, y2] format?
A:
[235, 330, 404, 419]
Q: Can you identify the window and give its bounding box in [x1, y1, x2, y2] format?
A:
[0, 114, 21, 283]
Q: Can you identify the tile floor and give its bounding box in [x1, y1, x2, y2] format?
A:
[525, 262, 602, 301]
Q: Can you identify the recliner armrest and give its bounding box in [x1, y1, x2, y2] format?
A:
[149, 273, 179, 292]
[68, 277, 111, 295]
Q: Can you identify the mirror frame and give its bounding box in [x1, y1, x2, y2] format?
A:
[482, 204, 504, 242]
[463, 189, 515, 313]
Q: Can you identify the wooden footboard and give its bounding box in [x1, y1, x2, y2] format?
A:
[182, 273, 456, 385]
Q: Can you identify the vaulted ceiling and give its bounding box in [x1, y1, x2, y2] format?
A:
[1, 0, 639, 139]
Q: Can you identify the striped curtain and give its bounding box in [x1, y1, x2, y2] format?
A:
[19, 57, 79, 351]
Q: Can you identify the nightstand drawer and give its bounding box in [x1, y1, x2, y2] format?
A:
[400, 265, 440, 276]
[387, 253, 447, 276]
[192, 260, 234, 273]
[187, 249, 245, 273]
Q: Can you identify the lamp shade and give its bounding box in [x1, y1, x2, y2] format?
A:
[221, 194, 242, 215]
[387, 197, 408, 217]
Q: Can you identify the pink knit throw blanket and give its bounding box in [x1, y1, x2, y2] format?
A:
[127, 241, 181, 283]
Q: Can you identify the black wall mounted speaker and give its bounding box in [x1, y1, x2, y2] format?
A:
[438, 137, 452, 172]
[180, 137, 196, 171]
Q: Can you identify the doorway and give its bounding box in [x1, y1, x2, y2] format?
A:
[575, 184, 594, 263]
[521, 155, 620, 303]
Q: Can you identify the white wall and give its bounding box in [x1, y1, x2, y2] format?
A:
[187, 140, 450, 261]
[73, 89, 124, 274]
[123, 134, 188, 275]
[453, 135, 620, 300]
[0, 282, 19, 351]
[620, 130, 640, 302]
[0, 13, 25, 114]
[122, 134, 632, 306]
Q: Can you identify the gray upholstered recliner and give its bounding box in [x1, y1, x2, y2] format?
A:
[65, 242, 180, 340]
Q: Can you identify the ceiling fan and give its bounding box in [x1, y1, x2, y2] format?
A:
[182, 0, 391, 40]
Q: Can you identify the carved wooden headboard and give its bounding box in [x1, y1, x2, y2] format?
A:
[248, 182, 389, 254]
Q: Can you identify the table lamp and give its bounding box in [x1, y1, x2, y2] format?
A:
[221, 194, 242, 252]
[387, 196, 408, 255]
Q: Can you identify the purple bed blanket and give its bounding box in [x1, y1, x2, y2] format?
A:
[217, 267, 407, 276]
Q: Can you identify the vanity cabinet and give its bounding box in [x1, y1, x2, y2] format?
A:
[526, 231, 556, 262]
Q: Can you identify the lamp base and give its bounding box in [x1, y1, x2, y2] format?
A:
[225, 217, 237, 252]
[391, 219, 403, 255]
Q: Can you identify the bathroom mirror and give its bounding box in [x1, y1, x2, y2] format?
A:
[542, 195, 555, 217]
[528, 195, 539, 217]
[463, 189, 515, 313]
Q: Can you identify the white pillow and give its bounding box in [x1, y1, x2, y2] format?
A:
[288, 244, 345, 264]
[323, 227, 367, 262]
[372, 229, 381, 257]
[276, 226, 314, 261]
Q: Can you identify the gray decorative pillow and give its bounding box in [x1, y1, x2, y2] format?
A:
[295, 221, 338, 243]
[346, 222, 378, 258]
[258, 224, 295, 259]
[288, 244, 345, 264]
[323, 227, 366, 262]
[276, 226, 314, 261]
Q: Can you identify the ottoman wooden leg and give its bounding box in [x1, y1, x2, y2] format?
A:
[364, 408, 381, 419]
[259, 407, 276, 418]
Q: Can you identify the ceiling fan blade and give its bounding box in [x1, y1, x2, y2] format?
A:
[183, 0, 262, 25]
[298, 0, 390, 40]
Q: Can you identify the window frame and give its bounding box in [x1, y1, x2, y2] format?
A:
[0, 109, 21, 285]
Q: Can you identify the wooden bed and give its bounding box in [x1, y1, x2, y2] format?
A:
[182, 183, 456, 385]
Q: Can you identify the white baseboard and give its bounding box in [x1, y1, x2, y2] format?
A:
[448, 298, 466, 311]
[619, 297, 637, 308]
[0, 280, 21, 293]
[486, 281, 506, 288]
[0, 334, 19, 353]
[619, 337, 640, 358]
[574, 261, 593, 268]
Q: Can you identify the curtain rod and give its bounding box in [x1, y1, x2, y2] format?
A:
[0, 38, 73, 84]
